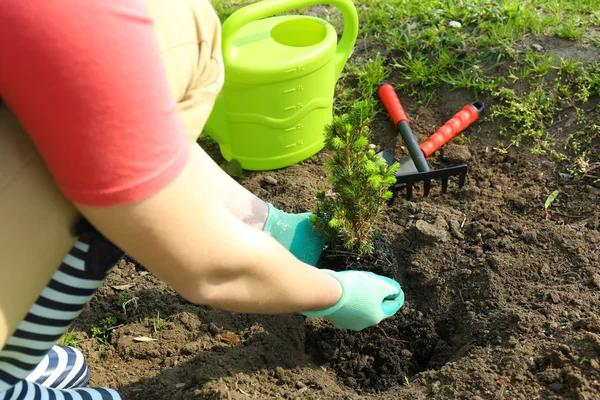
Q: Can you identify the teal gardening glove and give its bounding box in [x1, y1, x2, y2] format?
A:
[262, 202, 326, 266]
[302, 269, 405, 331]
[262, 203, 405, 330]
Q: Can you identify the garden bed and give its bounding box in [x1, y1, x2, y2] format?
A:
[67, 3, 599, 398]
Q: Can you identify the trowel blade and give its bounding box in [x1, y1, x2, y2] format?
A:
[376, 147, 419, 177]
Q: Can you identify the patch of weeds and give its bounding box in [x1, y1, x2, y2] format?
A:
[490, 85, 561, 154]
[522, 50, 555, 79]
[57, 328, 78, 348]
[152, 311, 167, 333]
[544, 190, 560, 220]
[91, 316, 118, 348]
[441, 63, 506, 95]
[337, 53, 389, 115]
[198, 134, 217, 147]
[117, 292, 139, 318]
[558, 58, 584, 76]
[392, 49, 455, 94]
[220, 159, 245, 179]
[575, 61, 600, 102]
[554, 20, 587, 41]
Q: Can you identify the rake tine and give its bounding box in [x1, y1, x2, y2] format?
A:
[406, 182, 413, 199]
[441, 176, 449, 193]
[423, 179, 432, 196]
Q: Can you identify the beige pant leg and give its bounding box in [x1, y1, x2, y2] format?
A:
[145, 0, 224, 142]
[0, 0, 224, 348]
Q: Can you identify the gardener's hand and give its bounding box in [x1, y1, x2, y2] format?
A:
[301, 270, 404, 331]
[262, 203, 325, 266]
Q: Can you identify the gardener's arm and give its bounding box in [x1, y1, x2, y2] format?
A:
[0, 0, 341, 313]
[77, 144, 342, 312]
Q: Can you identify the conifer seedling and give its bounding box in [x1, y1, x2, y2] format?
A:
[311, 101, 400, 256]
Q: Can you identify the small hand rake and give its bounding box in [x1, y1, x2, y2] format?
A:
[376, 83, 484, 199]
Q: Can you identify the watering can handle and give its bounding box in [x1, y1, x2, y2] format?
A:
[221, 0, 359, 78]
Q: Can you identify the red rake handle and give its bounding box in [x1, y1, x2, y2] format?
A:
[420, 101, 484, 157]
[377, 83, 408, 126]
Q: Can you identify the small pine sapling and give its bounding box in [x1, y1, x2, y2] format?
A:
[311, 101, 400, 256]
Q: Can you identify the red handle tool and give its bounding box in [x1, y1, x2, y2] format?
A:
[377, 83, 484, 157]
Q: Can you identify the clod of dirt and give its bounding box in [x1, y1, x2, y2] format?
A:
[208, 323, 221, 335]
[460, 185, 481, 200]
[415, 219, 449, 243]
[521, 231, 538, 244]
[564, 370, 585, 389]
[448, 218, 465, 240]
[442, 143, 472, 163]
[274, 366, 286, 381]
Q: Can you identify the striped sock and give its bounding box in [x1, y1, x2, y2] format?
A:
[0, 379, 124, 400]
[0, 224, 125, 398]
[25, 345, 90, 390]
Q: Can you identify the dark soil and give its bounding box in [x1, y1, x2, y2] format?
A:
[70, 37, 600, 399]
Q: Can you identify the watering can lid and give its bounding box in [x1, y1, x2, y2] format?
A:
[223, 16, 337, 85]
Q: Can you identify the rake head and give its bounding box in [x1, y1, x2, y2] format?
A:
[391, 164, 468, 199]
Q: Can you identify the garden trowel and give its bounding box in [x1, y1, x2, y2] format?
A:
[376, 83, 484, 199]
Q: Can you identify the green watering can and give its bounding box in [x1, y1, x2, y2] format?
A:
[203, 0, 359, 170]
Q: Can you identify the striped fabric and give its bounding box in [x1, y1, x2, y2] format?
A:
[0, 380, 123, 399]
[0, 225, 125, 399]
[26, 345, 90, 389]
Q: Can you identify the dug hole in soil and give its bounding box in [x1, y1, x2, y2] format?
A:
[72, 42, 600, 400]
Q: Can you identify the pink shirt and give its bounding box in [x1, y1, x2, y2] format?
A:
[0, 0, 191, 206]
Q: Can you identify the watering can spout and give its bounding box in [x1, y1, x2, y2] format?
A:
[204, 0, 359, 171]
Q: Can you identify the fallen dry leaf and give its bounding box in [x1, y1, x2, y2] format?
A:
[133, 336, 157, 342]
[111, 283, 136, 291]
[216, 331, 241, 345]
[496, 377, 508, 386]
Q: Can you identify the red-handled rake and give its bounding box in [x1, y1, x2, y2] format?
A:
[376, 83, 484, 199]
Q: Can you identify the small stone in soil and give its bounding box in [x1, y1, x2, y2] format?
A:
[548, 292, 561, 304]
[539, 264, 551, 276]
[558, 344, 571, 355]
[531, 43, 544, 51]
[486, 255, 499, 270]
[591, 273, 600, 289]
[262, 176, 278, 185]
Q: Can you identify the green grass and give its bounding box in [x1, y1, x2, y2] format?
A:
[209, 0, 600, 182]
[57, 329, 79, 348]
[152, 311, 167, 333]
[91, 316, 118, 348]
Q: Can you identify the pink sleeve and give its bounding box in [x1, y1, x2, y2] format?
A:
[0, 0, 191, 206]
